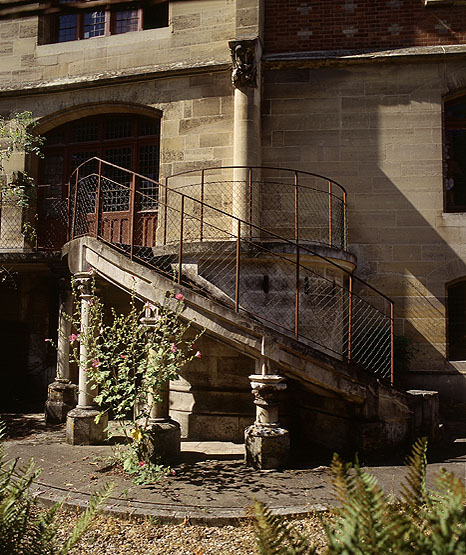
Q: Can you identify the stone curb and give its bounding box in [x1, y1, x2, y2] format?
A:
[30, 482, 330, 526]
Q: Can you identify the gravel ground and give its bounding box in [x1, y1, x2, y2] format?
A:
[51, 510, 328, 554]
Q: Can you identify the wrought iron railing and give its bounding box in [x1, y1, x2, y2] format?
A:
[68, 158, 394, 383]
[165, 166, 348, 250]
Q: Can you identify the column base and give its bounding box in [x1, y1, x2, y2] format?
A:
[45, 380, 77, 424]
[142, 418, 181, 464]
[66, 407, 108, 445]
[245, 423, 290, 470]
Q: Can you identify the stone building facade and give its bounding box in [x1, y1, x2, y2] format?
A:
[0, 0, 463, 455]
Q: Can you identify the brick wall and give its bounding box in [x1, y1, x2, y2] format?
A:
[264, 0, 466, 54]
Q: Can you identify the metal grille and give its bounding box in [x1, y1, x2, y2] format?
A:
[68, 158, 394, 382]
[166, 167, 348, 250]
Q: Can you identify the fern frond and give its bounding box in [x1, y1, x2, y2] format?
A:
[253, 499, 317, 554]
[58, 482, 113, 555]
[421, 469, 466, 554]
[400, 437, 428, 512]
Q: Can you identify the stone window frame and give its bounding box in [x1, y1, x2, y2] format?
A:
[446, 278, 466, 361]
[40, 0, 169, 44]
[443, 94, 466, 213]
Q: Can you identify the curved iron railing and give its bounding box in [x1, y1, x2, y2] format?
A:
[165, 166, 348, 250]
[68, 158, 394, 383]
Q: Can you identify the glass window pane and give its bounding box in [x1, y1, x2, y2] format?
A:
[138, 145, 159, 209]
[73, 121, 99, 143]
[105, 117, 132, 140]
[58, 14, 77, 42]
[43, 155, 64, 186]
[102, 148, 132, 211]
[84, 10, 106, 38]
[114, 9, 139, 34]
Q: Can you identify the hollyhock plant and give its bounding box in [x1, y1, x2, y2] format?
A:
[58, 282, 203, 485]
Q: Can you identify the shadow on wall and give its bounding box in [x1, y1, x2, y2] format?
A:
[263, 63, 466, 419]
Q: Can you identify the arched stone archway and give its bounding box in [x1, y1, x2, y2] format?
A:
[35, 105, 162, 249]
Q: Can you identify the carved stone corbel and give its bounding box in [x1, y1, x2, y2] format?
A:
[229, 39, 258, 89]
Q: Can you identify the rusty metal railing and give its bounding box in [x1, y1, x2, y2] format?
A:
[165, 166, 348, 250]
[68, 158, 394, 383]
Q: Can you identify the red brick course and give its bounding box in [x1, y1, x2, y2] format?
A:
[264, 0, 466, 54]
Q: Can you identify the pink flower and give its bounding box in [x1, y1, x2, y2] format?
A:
[69, 333, 78, 343]
[120, 354, 126, 359]
[175, 293, 184, 301]
[194, 351, 202, 358]
[171, 469, 176, 476]
[92, 359, 100, 368]
[88, 298, 94, 306]
[138, 461, 146, 468]
[88, 267, 93, 275]
[44, 338, 51, 342]
[171, 343, 177, 353]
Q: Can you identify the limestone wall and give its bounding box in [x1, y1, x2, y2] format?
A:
[170, 334, 255, 442]
[262, 60, 466, 412]
[0, 1, 235, 91]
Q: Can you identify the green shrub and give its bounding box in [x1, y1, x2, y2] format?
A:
[254, 438, 466, 554]
[0, 422, 110, 554]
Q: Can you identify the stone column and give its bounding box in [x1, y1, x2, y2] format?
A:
[229, 38, 261, 235]
[66, 272, 107, 445]
[45, 279, 77, 423]
[244, 373, 290, 470]
[139, 309, 181, 463]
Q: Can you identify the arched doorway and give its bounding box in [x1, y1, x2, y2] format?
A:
[37, 112, 161, 249]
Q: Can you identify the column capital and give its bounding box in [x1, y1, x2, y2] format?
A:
[73, 272, 93, 298]
[229, 38, 258, 89]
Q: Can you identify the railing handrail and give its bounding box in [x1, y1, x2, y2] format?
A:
[69, 157, 394, 382]
[165, 165, 348, 196]
[69, 158, 391, 306]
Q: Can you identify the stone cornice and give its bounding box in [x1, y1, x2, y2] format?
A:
[263, 44, 466, 69]
[0, 60, 231, 98]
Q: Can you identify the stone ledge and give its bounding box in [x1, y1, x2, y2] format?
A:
[0, 61, 231, 97]
[263, 44, 466, 68]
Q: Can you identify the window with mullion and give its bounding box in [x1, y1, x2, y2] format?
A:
[84, 9, 106, 38]
[113, 8, 142, 34]
[49, 1, 169, 43]
[444, 96, 466, 212]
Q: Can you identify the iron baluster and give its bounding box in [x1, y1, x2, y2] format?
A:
[235, 219, 241, 312]
[178, 195, 184, 284]
[95, 160, 102, 240]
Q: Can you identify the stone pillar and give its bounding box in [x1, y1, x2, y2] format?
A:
[66, 273, 107, 445]
[229, 38, 261, 235]
[139, 310, 181, 463]
[45, 279, 77, 423]
[244, 373, 290, 470]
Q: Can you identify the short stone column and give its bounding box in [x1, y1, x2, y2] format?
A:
[66, 273, 107, 445]
[45, 280, 77, 423]
[139, 310, 181, 463]
[244, 374, 290, 470]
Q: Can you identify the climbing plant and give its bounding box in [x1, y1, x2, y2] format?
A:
[0, 111, 44, 208]
[48, 271, 203, 483]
